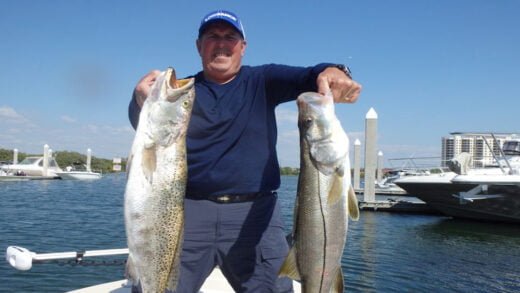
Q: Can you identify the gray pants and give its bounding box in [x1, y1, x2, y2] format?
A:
[132, 193, 294, 293]
[177, 193, 293, 292]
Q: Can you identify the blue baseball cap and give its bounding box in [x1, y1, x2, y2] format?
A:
[198, 10, 246, 40]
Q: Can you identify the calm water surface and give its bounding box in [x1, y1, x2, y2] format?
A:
[1, 175, 519, 292]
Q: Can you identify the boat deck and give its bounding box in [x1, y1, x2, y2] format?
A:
[0, 175, 60, 181]
[68, 267, 302, 293]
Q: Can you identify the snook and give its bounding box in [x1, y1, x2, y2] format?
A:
[124, 68, 195, 293]
[279, 92, 359, 293]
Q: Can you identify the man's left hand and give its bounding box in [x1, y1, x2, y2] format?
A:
[317, 67, 362, 103]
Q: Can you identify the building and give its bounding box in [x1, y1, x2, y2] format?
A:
[112, 157, 122, 172]
[441, 132, 520, 168]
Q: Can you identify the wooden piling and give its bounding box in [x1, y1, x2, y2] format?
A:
[363, 108, 377, 203]
[377, 151, 384, 183]
[353, 139, 361, 190]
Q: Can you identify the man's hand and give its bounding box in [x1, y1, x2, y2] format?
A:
[317, 67, 362, 103]
[134, 70, 161, 107]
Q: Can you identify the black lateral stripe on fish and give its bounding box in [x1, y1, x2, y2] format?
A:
[279, 91, 359, 293]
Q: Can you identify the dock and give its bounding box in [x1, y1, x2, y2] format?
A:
[354, 187, 409, 196]
[358, 199, 441, 215]
[0, 175, 60, 182]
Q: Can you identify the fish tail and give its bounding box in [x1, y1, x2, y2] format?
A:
[348, 185, 360, 221]
[331, 267, 345, 293]
[278, 247, 301, 281]
[125, 254, 138, 284]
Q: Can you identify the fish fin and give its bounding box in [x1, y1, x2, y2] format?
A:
[124, 254, 138, 284]
[278, 247, 301, 281]
[167, 225, 184, 291]
[328, 173, 344, 205]
[348, 185, 360, 221]
[285, 232, 295, 247]
[335, 163, 345, 177]
[126, 153, 133, 174]
[332, 267, 345, 293]
[141, 146, 156, 182]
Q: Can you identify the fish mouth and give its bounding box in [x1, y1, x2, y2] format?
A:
[174, 78, 193, 88]
[162, 68, 195, 103]
[166, 67, 194, 90]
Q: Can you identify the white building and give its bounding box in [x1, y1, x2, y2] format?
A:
[441, 132, 520, 168]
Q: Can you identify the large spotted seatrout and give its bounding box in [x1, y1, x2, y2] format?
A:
[279, 92, 359, 292]
[124, 68, 195, 292]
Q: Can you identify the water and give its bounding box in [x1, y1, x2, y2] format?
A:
[1, 175, 519, 292]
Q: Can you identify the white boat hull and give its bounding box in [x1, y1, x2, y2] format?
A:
[395, 172, 520, 223]
[68, 267, 301, 292]
[56, 171, 102, 180]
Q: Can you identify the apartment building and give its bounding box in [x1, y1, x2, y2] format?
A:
[441, 132, 520, 167]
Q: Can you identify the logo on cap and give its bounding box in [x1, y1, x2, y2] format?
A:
[199, 10, 245, 39]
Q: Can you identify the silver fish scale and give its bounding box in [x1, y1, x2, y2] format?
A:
[280, 92, 355, 293]
[294, 141, 347, 292]
[124, 68, 195, 293]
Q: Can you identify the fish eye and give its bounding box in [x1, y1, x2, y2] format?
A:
[182, 100, 190, 108]
[303, 117, 313, 127]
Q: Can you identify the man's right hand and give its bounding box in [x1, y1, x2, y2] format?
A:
[134, 70, 161, 107]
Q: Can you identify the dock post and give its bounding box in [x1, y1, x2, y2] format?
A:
[377, 151, 384, 183]
[13, 149, 18, 164]
[363, 108, 378, 203]
[48, 149, 53, 171]
[353, 139, 361, 190]
[43, 144, 49, 177]
[86, 148, 92, 172]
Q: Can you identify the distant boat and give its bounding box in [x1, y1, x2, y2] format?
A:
[56, 164, 102, 180]
[0, 156, 62, 178]
[376, 168, 431, 190]
[395, 138, 520, 223]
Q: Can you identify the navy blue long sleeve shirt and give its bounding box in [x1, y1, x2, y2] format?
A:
[129, 63, 333, 196]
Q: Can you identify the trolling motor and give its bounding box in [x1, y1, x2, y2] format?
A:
[5, 246, 129, 270]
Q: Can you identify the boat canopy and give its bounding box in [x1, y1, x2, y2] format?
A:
[503, 140, 520, 156]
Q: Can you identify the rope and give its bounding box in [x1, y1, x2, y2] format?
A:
[56, 258, 127, 267]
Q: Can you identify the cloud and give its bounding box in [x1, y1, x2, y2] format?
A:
[61, 115, 77, 123]
[0, 114, 135, 159]
[0, 106, 29, 124]
[86, 124, 99, 133]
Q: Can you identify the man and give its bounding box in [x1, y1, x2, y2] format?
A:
[129, 9, 361, 293]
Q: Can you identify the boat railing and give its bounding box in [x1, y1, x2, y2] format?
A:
[386, 156, 449, 175]
[65, 164, 102, 174]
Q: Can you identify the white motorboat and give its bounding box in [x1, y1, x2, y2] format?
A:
[55, 149, 102, 180]
[0, 156, 62, 177]
[376, 168, 432, 189]
[56, 164, 102, 180]
[395, 138, 520, 223]
[57, 171, 102, 180]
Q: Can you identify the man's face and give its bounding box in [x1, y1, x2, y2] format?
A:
[196, 21, 246, 83]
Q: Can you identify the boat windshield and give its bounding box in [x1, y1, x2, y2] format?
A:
[18, 157, 40, 165]
[502, 141, 520, 155]
[37, 159, 59, 167]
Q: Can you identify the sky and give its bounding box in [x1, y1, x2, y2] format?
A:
[1, 0, 519, 168]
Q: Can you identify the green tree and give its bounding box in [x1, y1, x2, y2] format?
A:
[0, 148, 125, 174]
